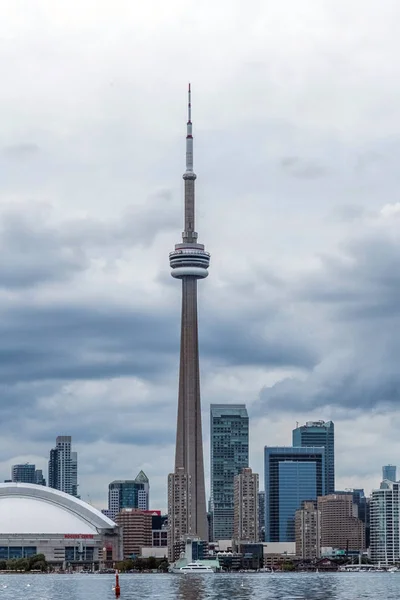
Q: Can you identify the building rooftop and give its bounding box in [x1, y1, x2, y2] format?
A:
[210, 404, 248, 417]
[135, 470, 149, 483]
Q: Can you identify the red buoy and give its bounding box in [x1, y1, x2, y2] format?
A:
[115, 569, 120, 598]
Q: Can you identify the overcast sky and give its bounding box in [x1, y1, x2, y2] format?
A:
[1, 0, 400, 511]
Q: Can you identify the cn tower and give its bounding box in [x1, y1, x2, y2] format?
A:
[167, 85, 210, 559]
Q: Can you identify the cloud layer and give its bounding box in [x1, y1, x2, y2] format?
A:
[1, 0, 400, 509]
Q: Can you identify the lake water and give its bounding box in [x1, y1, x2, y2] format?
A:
[0, 572, 400, 600]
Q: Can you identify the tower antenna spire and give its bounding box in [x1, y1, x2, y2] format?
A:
[185, 83, 194, 175]
[188, 83, 192, 123]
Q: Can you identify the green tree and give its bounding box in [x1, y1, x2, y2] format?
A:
[29, 554, 48, 572]
[32, 560, 47, 572]
[15, 558, 29, 571]
[146, 556, 157, 570]
[6, 559, 17, 571]
[158, 560, 169, 572]
[133, 557, 144, 571]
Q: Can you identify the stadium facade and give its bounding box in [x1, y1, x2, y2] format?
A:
[0, 483, 120, 568]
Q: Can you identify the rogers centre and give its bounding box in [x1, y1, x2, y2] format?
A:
[0, 483, 120, 568]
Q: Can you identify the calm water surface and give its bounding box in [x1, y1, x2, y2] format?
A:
[1, 572, 400, 600]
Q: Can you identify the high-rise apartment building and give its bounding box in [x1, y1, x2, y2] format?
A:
[48, 436, 78, 497]
[12, 464, 35, 483]
[233, 468, 259, 543]
[11, 464, 45, 486]
[48, 448, 58, 489]
[382, 464, 397, 482]
[71, 452, 78, 497]
[167, 85, 210, 559]
[258, 491, 265, 542]
[264, 446, 325, 542]
[293, 421, 335, 494]
[115, 509, 152, 559]
[370, 481, 400, 565]
[353, 489, 370, 548]
[107, 471, 150, 520]
[210, 404, 249, 541]
[295, 501, 321, 560]
[135, 470, 150, 510]
[34, 469, 46, 486]
[318, 494, 365, 552]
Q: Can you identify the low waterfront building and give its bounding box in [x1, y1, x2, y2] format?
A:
[262, 541, 296, 569]
[115, 509, 152, 559]
[0, 483, 119, 568]
[140, 546, 169, 559]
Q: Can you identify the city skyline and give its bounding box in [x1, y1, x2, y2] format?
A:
[1, 1, 400, 512]
[1, 418, 398, 512]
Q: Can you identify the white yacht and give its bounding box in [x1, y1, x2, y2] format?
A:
[173, 562, 214, 574]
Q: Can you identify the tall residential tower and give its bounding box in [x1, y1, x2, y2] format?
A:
[168, 86, 210, 558]
[233, 467, 259, 543]
[48, 436, 78, 497]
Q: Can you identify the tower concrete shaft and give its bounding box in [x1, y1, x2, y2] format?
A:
[168, 85, 210, 556]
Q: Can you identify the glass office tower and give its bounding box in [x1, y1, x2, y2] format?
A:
[210, 404, 249, 540]
[264, 446, 325, 542]
[293, 420, 334, 494]
[382, 465, 397, 482]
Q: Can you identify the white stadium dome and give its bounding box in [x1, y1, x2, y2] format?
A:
[0, 483, 120, 567]
[0, 483, 115, 534]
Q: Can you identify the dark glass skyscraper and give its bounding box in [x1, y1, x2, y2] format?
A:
[264, 446, 325, 542]
[210, 404, 249, 540]
[382, 464, 397, 482]
[258, 491, 265, 542]
[293, 420, 334, 494]
[108, 472, 150, 519]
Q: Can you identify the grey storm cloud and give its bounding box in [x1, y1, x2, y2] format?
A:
[2, 143, 40, 160]
[0, 302, 177, 385]
[0, 193, 178, 289]
[280, 156, 329, 179]
[0, 199, 318, 389]
[201, 316, 317, 369]
[256, 213, 400, 415]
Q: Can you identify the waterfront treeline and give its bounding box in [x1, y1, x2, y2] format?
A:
[0, 553, 48, 572]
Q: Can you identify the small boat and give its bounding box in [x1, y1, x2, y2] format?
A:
[172, 561, 214, 574]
